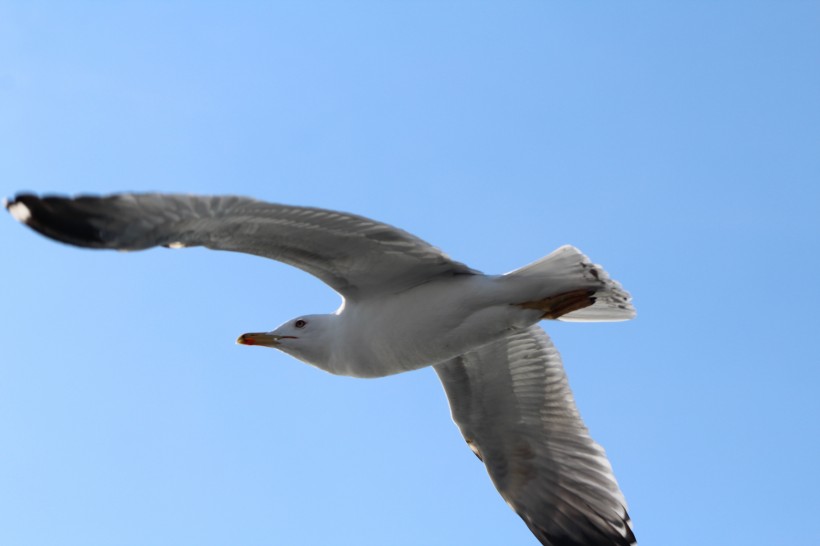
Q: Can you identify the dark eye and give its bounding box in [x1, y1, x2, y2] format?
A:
[294, 319, 307, 329]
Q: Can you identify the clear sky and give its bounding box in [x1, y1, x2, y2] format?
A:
[1, 2, 818, 545]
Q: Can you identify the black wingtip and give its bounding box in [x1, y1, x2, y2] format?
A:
[524, 509, 637, 546]
[6, 193, 107, 248]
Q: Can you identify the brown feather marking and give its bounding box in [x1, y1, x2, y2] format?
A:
[515, 289, 596, 320]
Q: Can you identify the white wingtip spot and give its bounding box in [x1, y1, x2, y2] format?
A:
[8, 201, 32, 223]
[167, 241, 187, 249]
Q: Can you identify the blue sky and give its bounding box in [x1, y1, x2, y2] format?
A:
[2, 2, 819, 545]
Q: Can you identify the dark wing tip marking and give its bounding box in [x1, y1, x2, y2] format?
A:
[6, 193, 106, 248]
[526, 515, 637, 546]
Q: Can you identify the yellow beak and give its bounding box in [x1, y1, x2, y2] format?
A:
[236, 332, 283, 347]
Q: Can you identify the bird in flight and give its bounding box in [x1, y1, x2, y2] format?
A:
[7, 192, 637, 545]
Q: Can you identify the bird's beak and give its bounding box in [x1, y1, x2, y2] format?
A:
[236, 332, 285, 347]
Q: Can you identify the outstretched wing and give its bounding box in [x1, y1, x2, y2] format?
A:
[434, 326, 636, 546]
[6, 193, 476, 298]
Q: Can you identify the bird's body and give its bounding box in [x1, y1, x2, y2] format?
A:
[310, 274, 531, 377]
[6, 192, 638, 545]
[292, 255, 616, 378]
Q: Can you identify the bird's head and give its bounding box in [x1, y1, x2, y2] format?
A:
[237, 313, 336, 370]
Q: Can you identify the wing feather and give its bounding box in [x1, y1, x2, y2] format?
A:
[7, 193, 476, 297]
[434, 326, 636, 546]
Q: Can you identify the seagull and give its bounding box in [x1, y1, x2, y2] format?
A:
[6, 192, 637, 545]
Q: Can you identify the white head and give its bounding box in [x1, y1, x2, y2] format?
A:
[236, 314, 337, 371]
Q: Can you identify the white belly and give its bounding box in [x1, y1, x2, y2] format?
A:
[328, 275, 543, 377]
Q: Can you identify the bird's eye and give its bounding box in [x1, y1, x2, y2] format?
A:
[294, 319, 307, 329]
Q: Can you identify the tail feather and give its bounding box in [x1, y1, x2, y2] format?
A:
[507, 245, 636, 322]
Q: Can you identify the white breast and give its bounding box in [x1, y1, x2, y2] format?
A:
[328, 275, 541, 378]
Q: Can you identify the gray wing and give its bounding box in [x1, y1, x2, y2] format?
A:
[434, 326, 636, 546]
[6, 193, 476, 297]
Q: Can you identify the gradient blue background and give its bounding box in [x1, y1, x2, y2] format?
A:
[2, 3, 818, 545]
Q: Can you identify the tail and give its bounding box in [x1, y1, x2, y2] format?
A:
[507, 245, 636, 322]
